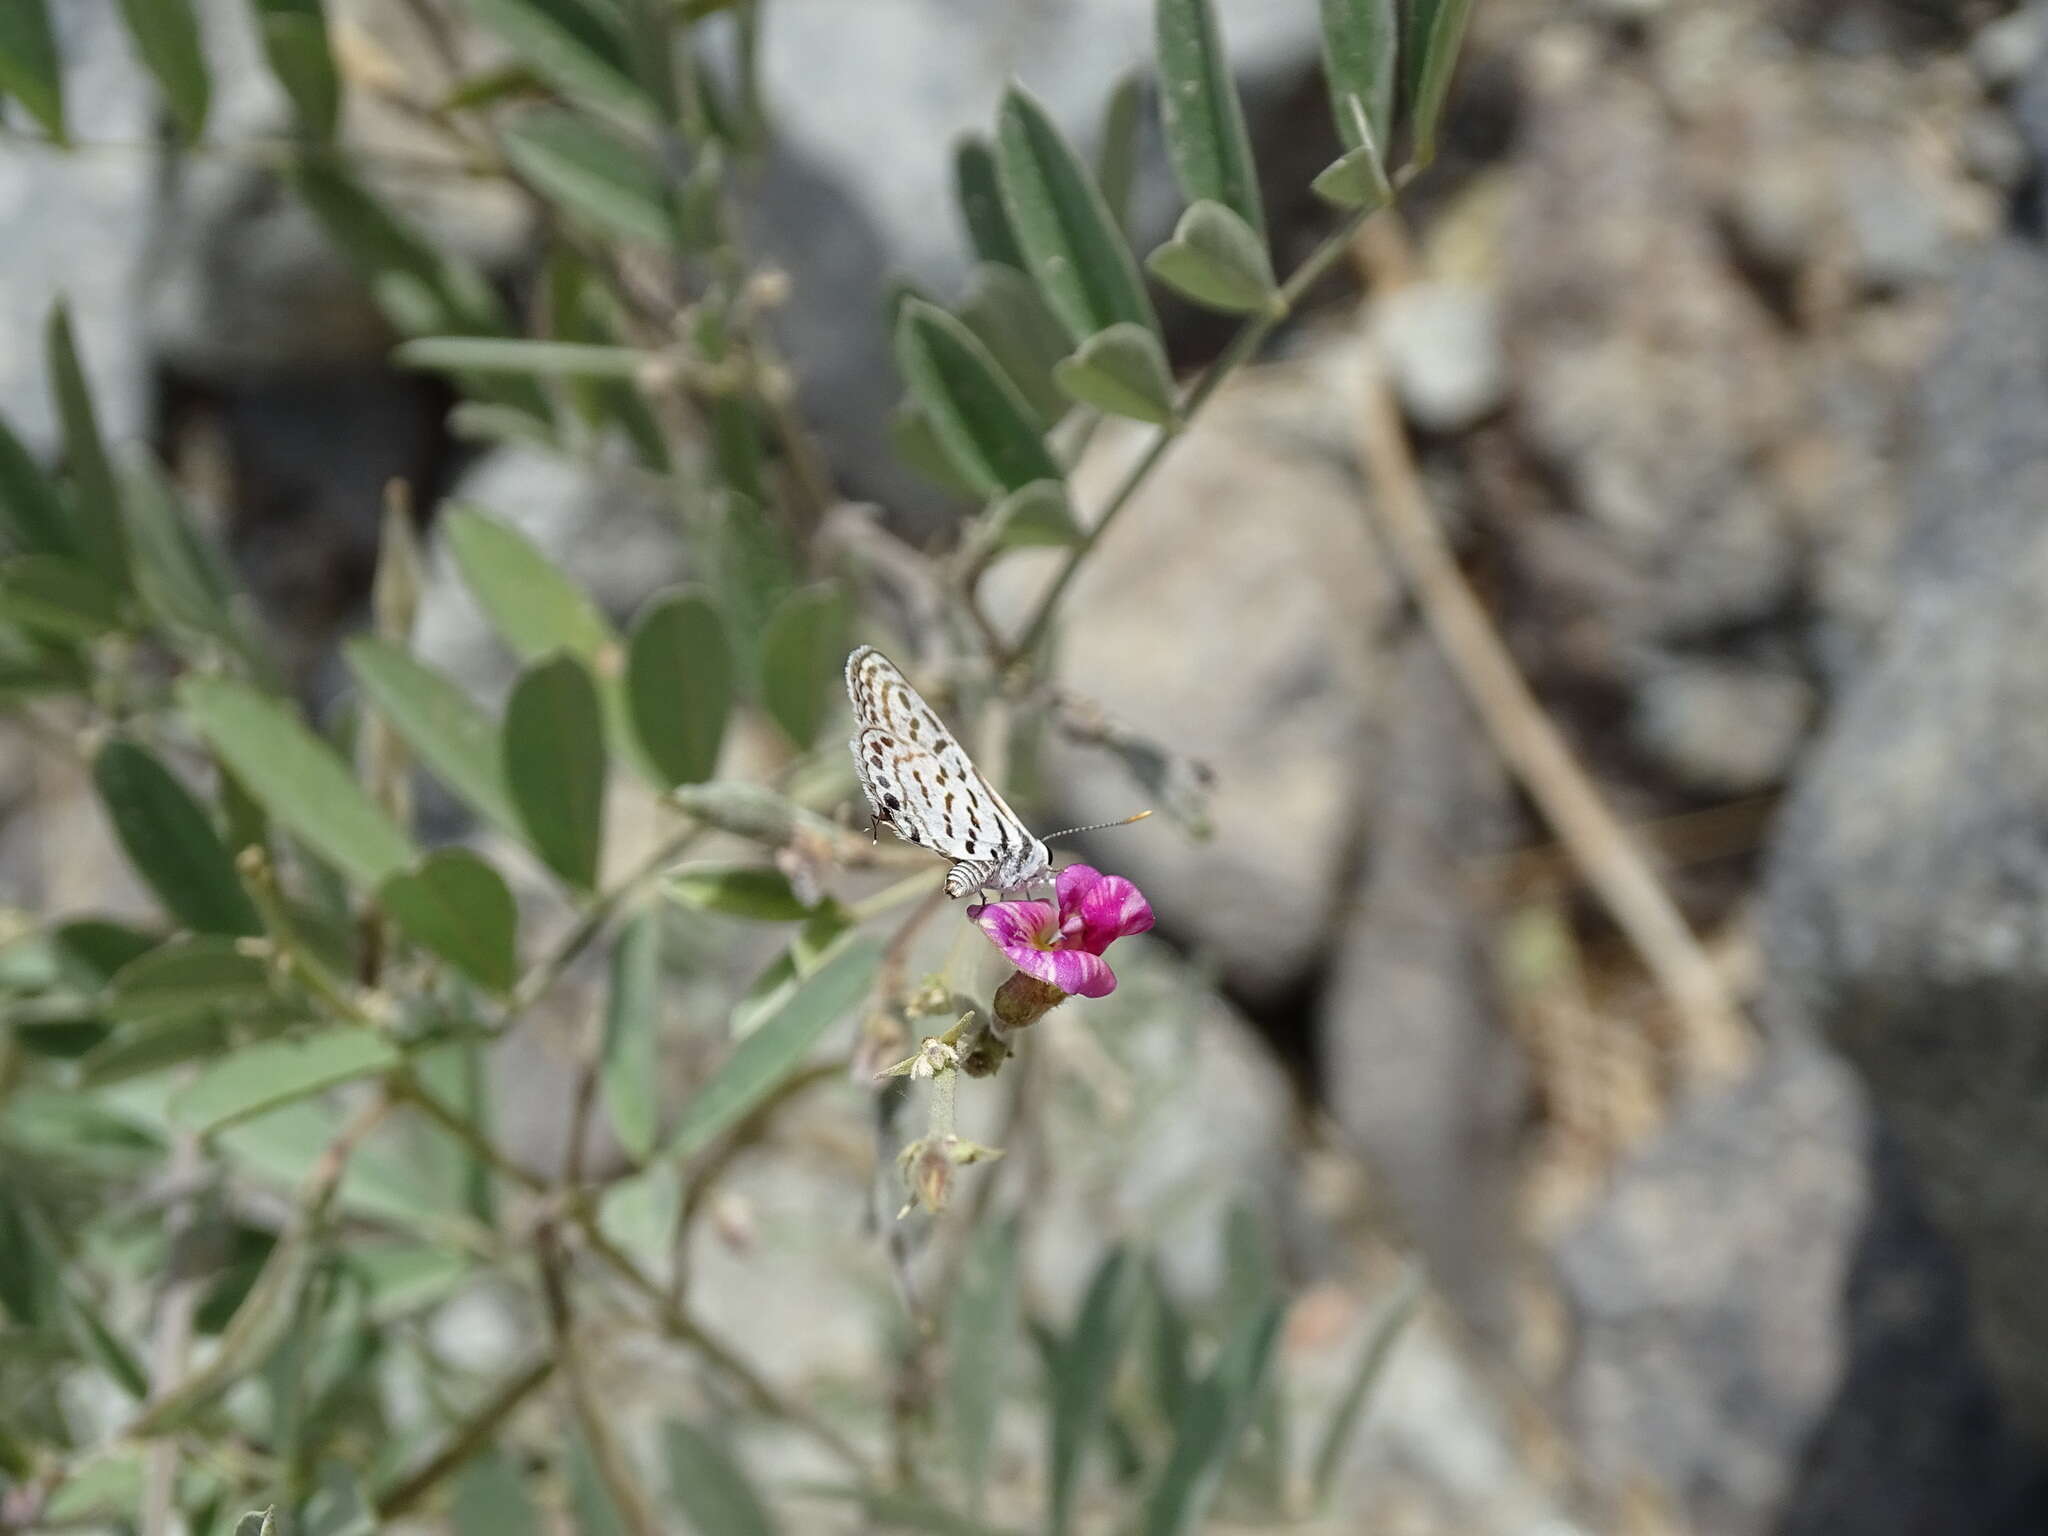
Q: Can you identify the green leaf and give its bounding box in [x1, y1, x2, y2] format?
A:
[1320, 0, 1398, 156]
[757, 585, 849, 750]
[953, 134, 1027, 273]
[0, 415, 76, 557]
[0, 554, 124, 638]
[117, 0, 210, 142]
[232, 1511, 278, 1536]
[662, 933, 879, 1164]
[1145, 200, 1280, 315]
[996, 84, 1161, 345]
[378, 850, 518, 994]
[1155, 0, 1265, 238]
[1048, 1248, 1141, 1536]
[985, 479, 1082, 550]
[1309, 126, 1393, 211]
[1139, 1301, 1285, 1536]
[665, 863, 818, 922]
[45, 303, 129, 588]
[172, 1027, 400, 1134]
[60, 1283, 151, 1399]
[503, 652, 607, 889]
[463, 0, 650, 124]
[119, 454, 249, 660]
[0, 0, 63, 139]
[1052, 323, 1179, 426]
[601, 907, 661, 1163]
[948, 1214, 1020, 1520]
[396, 336, 649, 378]
[0, 1186, 58, 1327]
[255, 4, 339, 139]
[51, 917, 157, 990]
[626, 589, 731, 788]
[502, 109, 672, 245]
[713, 494, 793, 687]
[93, 739, 261, 937]
[1404, 0, 1476, 167]
[1310, 1267, 1419, 1509]
[106, 936, 275, 1022]
[455, 1448, 540, 1536]
[180, 676, 416, 888]
[895, 299, 1061, 499]
[344, 636, 518, 834]
[78, 1012, 230, 1087]
[1097, 69, 1146, 237]
[444, 505, 618, 664]
[663, 1421, 779, 1536]
[889, 407, 984, 498]
[957, 263, 1073, 430]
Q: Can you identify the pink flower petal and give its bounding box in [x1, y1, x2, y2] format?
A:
[1065, 870, 1154, 955]
[1016, 946, 1117, 998]
[969, 899, 1056, 965]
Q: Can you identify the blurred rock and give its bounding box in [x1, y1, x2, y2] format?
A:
[1321, 638, 1526, 1340]
[1630, 661, 1813, 796]
[1974, 3, 2044, 89]
[1373, 284, 1509, 433]
[0, 0, 156, 453]
[1559, 1039, 2044, 1533]
[1765, 236, 2048, 1443]
[1841, 152, 1952, 292]
[981, 339, 1397, 1005]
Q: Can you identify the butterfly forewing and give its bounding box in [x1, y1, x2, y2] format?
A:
[846, 647, 1034, 878]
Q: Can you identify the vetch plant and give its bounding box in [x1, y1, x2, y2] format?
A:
[0, 0, 1467, 1530]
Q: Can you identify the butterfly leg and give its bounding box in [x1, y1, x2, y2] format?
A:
[867, 815, 879, 844]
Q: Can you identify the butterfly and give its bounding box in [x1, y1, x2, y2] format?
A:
[845, 646, 1146, 899]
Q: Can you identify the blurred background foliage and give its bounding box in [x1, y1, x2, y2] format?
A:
[6, 0, 2048, 1534]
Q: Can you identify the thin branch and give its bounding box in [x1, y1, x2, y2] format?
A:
[375, 1356, 555, 1518]
[396, 1073, 548, 1194]
[1347, 230, 1752, 1087]
[138, 1129, 203, 1536]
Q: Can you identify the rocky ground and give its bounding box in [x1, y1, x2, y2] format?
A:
[10, 0, 2048, 1530]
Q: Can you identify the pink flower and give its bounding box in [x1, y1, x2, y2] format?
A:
[967, 865, 1154, 1000]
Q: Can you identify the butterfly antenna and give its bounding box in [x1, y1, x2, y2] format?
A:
[1042, 809, 1153, 844]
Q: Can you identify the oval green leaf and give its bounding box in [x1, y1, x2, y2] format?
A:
[378, 849, 518, 994]
[464, 0, 651, 126]
[757, 585, 850, 751]
[46, 303, 129, 589]
[952, 135, 1027, 273]
[255, 6, 340, 140]
[661, 933, 880, 1164]
[1049, 1249, 1141, 1536]
[93, 740, 260, 937]
[116, 0, 209, 143]
[1052, 322, 1179, 426]
[626, 589, 731, 789]
[1310, 123, 1394, 211]
[501, 109, 672, 246]
[995, 84, 1161, 345]
[180, 676, 417, 889]
[986, 478, 1082, 550]
[958, 263, 1074, 430]
[1140, 1301, 1285, 1536]
[0, 417, 76, 558]
[887, 406, 983, 498]
[1405, 0, 1477, 168]
[444, 505, 618, 663]
[503, 652, 607, 889]
[344, 636, 518, 834]
[1145, 199, 1280, 315]
[107, 936, 275, 1023]
[895, 299, 1061, 498]
[1321, 0, 1398, 155]
[948, 1214, 1020, 1520]
[600, 906, 660, 1164]
[396, 337, 648, 379]
[172, 1027, 399, 1134]
[0, 0, 63, 139]
[1096, 68, 1145, 235]
[0, 555, 124, 639]
[665, 863, 817, 922]
[1155, 0, 1265, 238]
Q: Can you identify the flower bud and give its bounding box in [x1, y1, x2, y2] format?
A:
[992, 971, 1068, 1033]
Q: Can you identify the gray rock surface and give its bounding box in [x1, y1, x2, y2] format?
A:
[1764, 236, 2048, 1443]
[1560, 1039, 2043, 1534]
[980, 346, 1397, 1005]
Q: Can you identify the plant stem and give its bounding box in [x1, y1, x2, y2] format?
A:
[1002, 201, 1380, 666]
[507, 823, 704, 1018]
[397, 1074, 548, 1194]
[374, 1356, 556, 1518]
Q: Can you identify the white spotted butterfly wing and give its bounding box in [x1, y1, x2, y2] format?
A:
[845, 646, 1051, 899]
